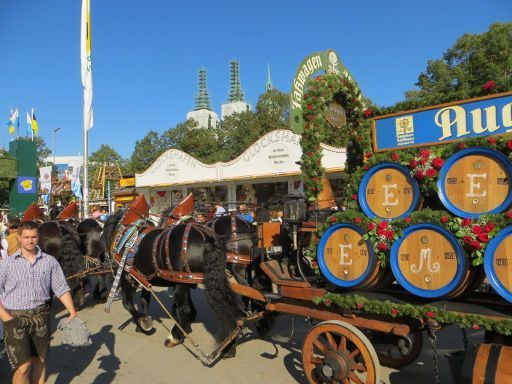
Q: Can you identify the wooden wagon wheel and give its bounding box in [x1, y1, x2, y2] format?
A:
[302, 320, 381, 384]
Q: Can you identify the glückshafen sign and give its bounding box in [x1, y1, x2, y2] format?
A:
[372, 92, 512, 152]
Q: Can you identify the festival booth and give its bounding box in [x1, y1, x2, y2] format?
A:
[135, 129, 347, 216]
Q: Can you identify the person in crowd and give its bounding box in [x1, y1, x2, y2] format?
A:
[0, 235, 8, 259]
[237, 204, 254, 223]
[99, 208, 109, 222]
[0, 220, 77, 384]
[90, 206, 101, 220]
[6, 216, 20, 256]
[214, 201, 226, 218]
[195, 213, 206, 223]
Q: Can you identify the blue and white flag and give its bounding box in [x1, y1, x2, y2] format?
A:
[71, 165, 82, 200]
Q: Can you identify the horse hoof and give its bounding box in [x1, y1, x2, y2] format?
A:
[139, 316, 153, 332]
[135, 325, 156, 336]
[222, 348, 237, 359]
[164, 337, 182, 348]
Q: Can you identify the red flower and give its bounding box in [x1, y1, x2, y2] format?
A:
[441, 216, 449, 223]
[377, 228, 386, 236]
[330, 216, 337, 223]
[368, 222, 376, 231]
[308, 151, 313, 156]
[432, 157, 444, 169]
[420, 158, 428, 166]
[391, 153, 399, 161]
[405, 217, 411, 223]
[324, 298, 332, 306]
[356, 135, 363, 143]
[365, 152, 373, 159]
[355, 217, 362, 223]
[312, 261, 318, 267]
[471, 325, 481, 330]
[307, 104, 313, 110]
[385, 230, 395, 239]
[352, 194, 358, 200]
[477, 233, 490, 243]
[426, 168, 437, 178]
[461, 218, 472, 227]
[471, 240, 482, 250]
[472, 225, 483, 234]
[420, 149, 430, 158]
[506, 211, 512, 219]
[356, 303, 363, 310]
[309, 116, 314, 121]
[363, 165, 369, 171]
[364, 108, 373, 118]
[463, 235, 473, 244]
[391, 308, 399, 316]
[378, 221, 389, 229]
[415, 170, 425, 181]
[304, 123, 310, 130]
[377, 242, 388, 252]
[409, 159, 418, 169]
[313, 177, 319, 182]
[482, 80, 496, 91]
[485, 223, 495, 232]
[426, 311, 436, 319]
[458, 143, 466, 150]
[488, 137, 496, 145]
[507, 140, 512, 151]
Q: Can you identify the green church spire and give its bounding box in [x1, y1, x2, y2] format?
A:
[265, 61, 273, 92]
[194, 68, 212, 111]
[228, 60, 245, 102]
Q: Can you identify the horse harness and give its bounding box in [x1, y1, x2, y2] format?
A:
[210, 215, 252, 266]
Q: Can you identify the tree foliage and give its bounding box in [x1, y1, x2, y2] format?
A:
[128, 130, 168, 174]
[381, 22, 512, 114]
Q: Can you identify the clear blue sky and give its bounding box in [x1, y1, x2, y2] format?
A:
[0, 0, 509, 159]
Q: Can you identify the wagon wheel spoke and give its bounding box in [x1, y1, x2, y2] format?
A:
[313, 338, 329, 354]
[348, 348, 361, 360]
[310, 356, 323, 365]
[338, 335, 347, 352]
[325, 331, 337, 351]
[350, 363, 367, 372]
[348, 372, 365, 384]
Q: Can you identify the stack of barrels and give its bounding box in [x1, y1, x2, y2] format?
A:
[316, 147, 512, 302]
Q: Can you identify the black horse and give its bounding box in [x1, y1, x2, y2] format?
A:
[77, 218, 113, 302]
[38, 220, 87, 309]
[102, 210, 241, 356]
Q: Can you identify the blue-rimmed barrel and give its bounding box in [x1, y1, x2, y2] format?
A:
[484, 226, 512, 303]
[390, 224, 473, 299]
[437, 147, 512, 218]
[358, 162, 421, 220]
[317, 223, 391, 290]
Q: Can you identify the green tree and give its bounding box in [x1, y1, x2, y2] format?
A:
[29, 136, 52, 167]
[383, 22, 512, 113]
[128, 130, 167, 174]
[255, 89, 290, 134]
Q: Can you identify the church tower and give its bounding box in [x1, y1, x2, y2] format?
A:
[186, 68, 219, 129]
[221, 60, 251, 119]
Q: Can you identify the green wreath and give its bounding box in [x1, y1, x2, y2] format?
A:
[300, 73, 371, 201]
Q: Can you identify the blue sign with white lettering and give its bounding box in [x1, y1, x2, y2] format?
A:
[372, 92, 512, 152]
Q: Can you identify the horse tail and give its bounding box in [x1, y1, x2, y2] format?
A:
[203, 236, 240, 344]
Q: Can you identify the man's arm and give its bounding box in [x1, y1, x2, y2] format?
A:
[58, 291, 77, 322]
[0, 261, 13, 322]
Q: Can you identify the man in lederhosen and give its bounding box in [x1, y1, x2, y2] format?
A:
[0, 220, 77, 384]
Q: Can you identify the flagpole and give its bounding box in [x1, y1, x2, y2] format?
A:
[83, 129, 88, 218]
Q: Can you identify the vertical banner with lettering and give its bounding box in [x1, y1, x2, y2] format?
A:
[39, 166, 52, 204]
[71, 165, 82, 200]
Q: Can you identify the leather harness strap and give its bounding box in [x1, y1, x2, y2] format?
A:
[180, 223, 194, 274]
[163, 225, 175, 271]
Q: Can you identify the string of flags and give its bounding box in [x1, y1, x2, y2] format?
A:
[6, 108, 39, 139]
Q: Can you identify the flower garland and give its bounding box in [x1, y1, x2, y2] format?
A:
[362, 219, 400, 267]
[407, 149, 444, 194]
[312, 293, 512, 335]
[300, 73, 368, 201]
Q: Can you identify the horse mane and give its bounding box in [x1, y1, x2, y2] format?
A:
[102, 209, 125, 252]
[77, 219, 106, 262]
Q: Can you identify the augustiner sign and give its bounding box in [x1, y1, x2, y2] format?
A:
[290, 49, 361, 134]
[372, 91, 512, 152]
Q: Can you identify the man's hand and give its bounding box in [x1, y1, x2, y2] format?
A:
[66, 311, 77, 323]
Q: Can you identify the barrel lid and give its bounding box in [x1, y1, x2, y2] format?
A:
[484, 226, 512, 303]
[317, 223, 375, 287]
[390, 223, 466, 299]
[437, 147, 512, 218]
[358, 162, 420, 220]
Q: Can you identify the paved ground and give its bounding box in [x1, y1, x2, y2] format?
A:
[0, 285, 483, 384]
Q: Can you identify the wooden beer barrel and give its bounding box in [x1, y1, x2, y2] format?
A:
[484, 226, 512, 303]
[358, 162, 420, 220]
[317, 223, 389, 289]
[390, 224, 470, 299]
[460, 343, 512, 384]
[437, 147, 512, 218]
